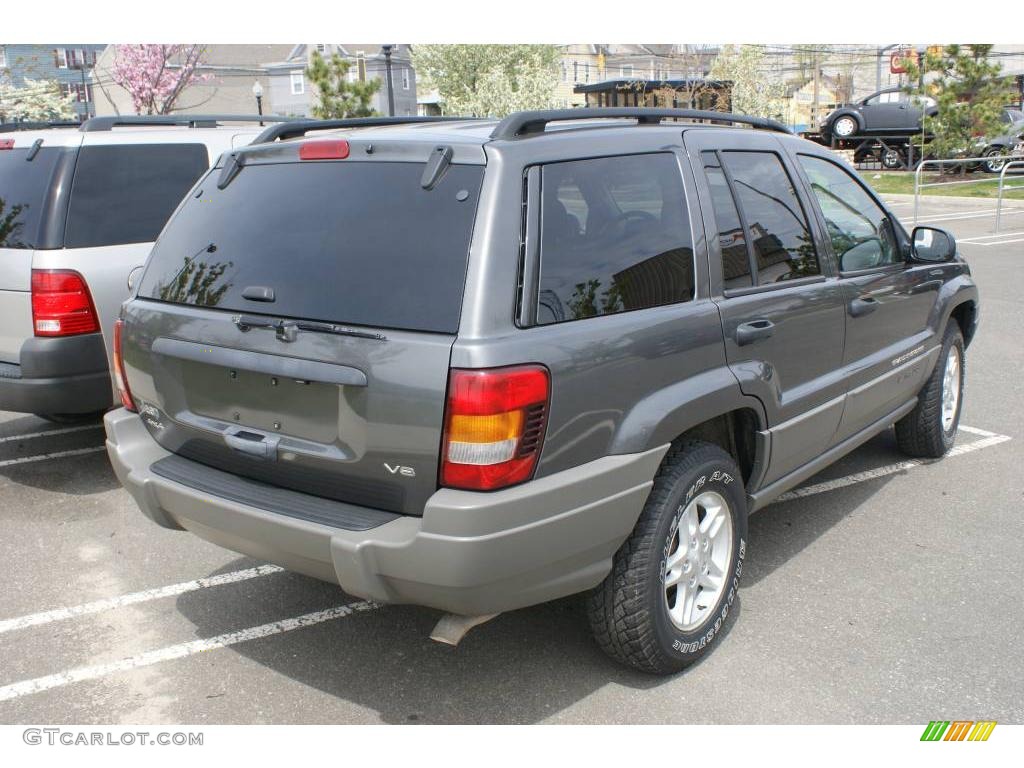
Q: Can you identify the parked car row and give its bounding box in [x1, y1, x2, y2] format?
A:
[2, 109, 978, 675]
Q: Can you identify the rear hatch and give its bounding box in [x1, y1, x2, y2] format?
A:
[0, 137, 78, 362]
[125, 146, 485, 515]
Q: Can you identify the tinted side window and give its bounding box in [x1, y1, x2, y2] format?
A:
[0, 147, 73, 249]
[702, 151, 752, 291]
[721, 151, 819, 285]
[65, 144, 209, 248]
[537, 153, 694, 325]
[798, 155, 899, 271]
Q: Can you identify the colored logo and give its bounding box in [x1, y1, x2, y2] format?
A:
[920, 721, 997, 741]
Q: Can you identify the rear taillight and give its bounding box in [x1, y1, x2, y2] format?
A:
[31, 269, 99, 336]
[440, 365, 549, 491]
[112, 319, 136, 412]
[0, 139, 14, 150]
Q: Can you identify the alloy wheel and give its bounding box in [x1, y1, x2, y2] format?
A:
[663, 491, 733, 631]
[941, 344, 961, 433]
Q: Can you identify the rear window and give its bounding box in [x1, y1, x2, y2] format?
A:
[64, 144, 209, 248]
[0, 147, 72, 249]
[137, 160, 484, 334]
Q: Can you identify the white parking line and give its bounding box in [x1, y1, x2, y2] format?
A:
[0, 446, 106, 468]
[957, 231, 1024, 243]
[910, 208, 1024, 224]
[776, 432, 1011, 501]
[0, 425, 1009, 703]
[0, 424, 103, 445]
[0, 601, 380, 703]
[0, 564, 285, 635]
[958, 424, 997, 437]
[965, 237, 1024, 246]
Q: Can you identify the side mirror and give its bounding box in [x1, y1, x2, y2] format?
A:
[126, 265, 145, 292]
[910, 227, 956, 263]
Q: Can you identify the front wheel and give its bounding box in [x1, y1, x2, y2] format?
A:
[982, 148, 1009, 174]
[832, 115, 858, 138]
[895, 323, 965, 458]
[587, 441, 747, 674]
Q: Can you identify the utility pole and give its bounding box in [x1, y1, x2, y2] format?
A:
[381, 44, 396, 117]
[812, 49, 821, 128]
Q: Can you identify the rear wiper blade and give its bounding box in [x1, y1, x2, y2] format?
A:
[232, 314, 386, 342]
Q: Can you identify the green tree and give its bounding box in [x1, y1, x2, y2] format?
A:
[905, 44, 1016, 164]
[708, 45, 786, 119]
[0, 78, 76, 122]
[412, 45, 559, 117]
[305, 51, 380, 119]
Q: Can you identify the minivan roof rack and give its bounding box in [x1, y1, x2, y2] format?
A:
[490, 108, 792, 140]
[79, 114, 291, 132]
[0, 120, 81, 132]
[252, 116, 483, 144]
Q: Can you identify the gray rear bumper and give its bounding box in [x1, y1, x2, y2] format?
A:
[105, 408, 667, 616]
[0, 334, 113, 415]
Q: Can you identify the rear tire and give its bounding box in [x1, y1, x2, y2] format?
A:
[881, 147, 904, 169]
[587, 441, 747, 675]
[895, 323, 965, 458]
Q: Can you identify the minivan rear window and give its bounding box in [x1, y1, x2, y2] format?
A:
[0, 147, 72, 249]
[137, 160, 484, 334]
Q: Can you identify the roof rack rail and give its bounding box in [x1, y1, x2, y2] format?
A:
[78, 114, 291, 133]
[490, 108, 792, 140]
[0, 120, 81, 133]
[252, 116, 482, 144]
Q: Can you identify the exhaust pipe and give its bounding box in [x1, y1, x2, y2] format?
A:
[429, 612, 499, 646]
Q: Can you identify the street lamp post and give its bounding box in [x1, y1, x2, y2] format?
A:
[381, 45, 396, 117]
[252, 80, 264, 126]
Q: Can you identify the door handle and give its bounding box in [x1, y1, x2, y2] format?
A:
[849, 296, 879, 318]
[224, 429, 280, 460]
[735, 319, 775, 346]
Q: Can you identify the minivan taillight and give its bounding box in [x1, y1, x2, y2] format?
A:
[112, 319, 136, 412]
[440, 366, 549, 491]
[31, 269, 99, 336]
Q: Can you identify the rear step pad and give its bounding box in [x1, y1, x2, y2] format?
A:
[150, 454, 399, 531]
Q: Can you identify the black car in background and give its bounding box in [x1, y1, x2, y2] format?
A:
[822, 87, 938, 140]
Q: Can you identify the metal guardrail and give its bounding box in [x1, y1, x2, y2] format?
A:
[913, 154, 1024, 228]
[996, 160, 1024, 233]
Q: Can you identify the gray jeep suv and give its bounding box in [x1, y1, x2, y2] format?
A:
[105, 109, 979, 674]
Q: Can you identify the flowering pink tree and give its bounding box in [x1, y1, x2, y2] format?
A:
[110, 45, 211, 115]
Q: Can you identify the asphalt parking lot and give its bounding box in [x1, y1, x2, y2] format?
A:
[1, 193, 1021, 725]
